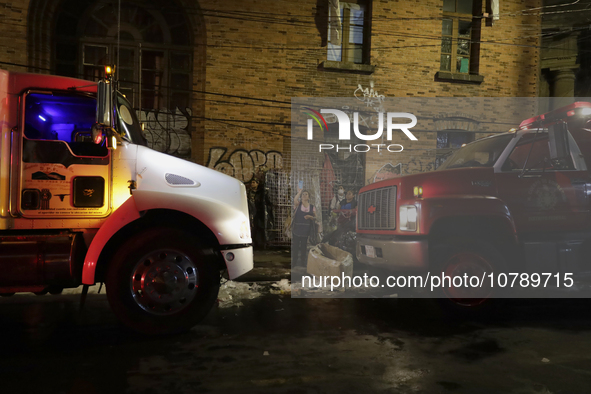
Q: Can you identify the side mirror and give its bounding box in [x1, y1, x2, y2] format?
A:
[96, 80, 113, 127]
[548, 122, 573, 169]
[91, 123, 104, 144]
[91, 123, 118, 150]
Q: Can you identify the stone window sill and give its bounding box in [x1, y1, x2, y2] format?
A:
[320, 61, 376, 74]
[435, 71, 484, 84]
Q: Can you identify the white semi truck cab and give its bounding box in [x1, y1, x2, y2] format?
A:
[0, 69, 253, 334]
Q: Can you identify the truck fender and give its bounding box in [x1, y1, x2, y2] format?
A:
[82, 191, 250, 285]
[132, 189, 249, 246]
[82, 197, 141, 285]
[423, 196, 518, 242]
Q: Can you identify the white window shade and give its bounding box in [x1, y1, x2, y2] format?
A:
[328, 0, 342, 46]
[491, 0, 500, 20]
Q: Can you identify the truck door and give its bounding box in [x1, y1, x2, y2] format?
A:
[495, 129, 590, 235]
[17, 92, 111, 218]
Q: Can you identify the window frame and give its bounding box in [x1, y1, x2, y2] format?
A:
[327, 0, 371, 65]
[55, 1, 193, 113]
[20, 90, 110, 158]
[77, 39, 192, 112]
[439, 0, 482, 77]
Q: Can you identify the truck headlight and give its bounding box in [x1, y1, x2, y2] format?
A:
[399, 205, 417, 231]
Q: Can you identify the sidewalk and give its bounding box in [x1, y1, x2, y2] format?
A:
[236, 248, 291, 282]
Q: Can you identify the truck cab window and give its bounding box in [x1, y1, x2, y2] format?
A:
[115, 93, 146, 146]
[501, 130, 585, 172]
[23, 93, 108, 158]
[503, 132, 552, 172]
[503, 129, 586, 172]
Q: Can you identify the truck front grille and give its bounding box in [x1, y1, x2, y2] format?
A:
[358, 186, 397, 230]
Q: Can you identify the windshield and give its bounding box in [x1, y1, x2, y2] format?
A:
[438, 134, 514, 170]
[115, 93, 147, 146]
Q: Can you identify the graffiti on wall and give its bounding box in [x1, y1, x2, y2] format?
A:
[368, 158, 435, 184]
[137, 108, 192, 157]
[354, 82, 385, 113]
[368, 163, 401, 184]
[317, 82, 387, 129]
[206, 147, 283, 183]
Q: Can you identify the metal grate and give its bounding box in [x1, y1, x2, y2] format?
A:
[358, 186, 397, 230]
[165, 173, 196, 186]
[264, 170, 292, 246]
[263, 169, 327, 247]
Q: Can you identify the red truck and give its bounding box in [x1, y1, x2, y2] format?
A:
[356, 102, 591, 307]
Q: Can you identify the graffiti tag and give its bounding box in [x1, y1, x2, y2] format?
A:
[206, 148, 283, 183]
[368, 158, 435, 184]
[137, 108, 192, 157]
[354, 82, 385, 113]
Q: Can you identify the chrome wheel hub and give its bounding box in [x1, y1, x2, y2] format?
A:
[130, 249, 198, 315]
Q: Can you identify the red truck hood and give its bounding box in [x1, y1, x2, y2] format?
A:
[362, 167, 497, 200]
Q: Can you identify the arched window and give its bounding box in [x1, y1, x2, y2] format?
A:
[55, 0, 192, 113]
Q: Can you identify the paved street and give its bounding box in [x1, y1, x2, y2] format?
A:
[1, 250, 591, 394]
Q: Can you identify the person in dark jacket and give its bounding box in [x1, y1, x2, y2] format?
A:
[338, 190, 357, 210]
[248, 177, 274, 248]
[292, 188, 316, 267]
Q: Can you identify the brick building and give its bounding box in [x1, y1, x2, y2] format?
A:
[1, 0, 541, 243]
[539, 0, 591, 111]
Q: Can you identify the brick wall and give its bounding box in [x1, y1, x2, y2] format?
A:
[0, 1, 28, 71]
[12, 0, 542, 184]
[197, 0, 541, 183]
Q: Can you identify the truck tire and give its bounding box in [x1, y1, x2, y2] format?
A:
[105, 227, 221, 335]
[433, 240, 506, 314]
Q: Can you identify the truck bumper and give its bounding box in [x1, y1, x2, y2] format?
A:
[221, 245, 254, 280]
[356, 235, 429, 270]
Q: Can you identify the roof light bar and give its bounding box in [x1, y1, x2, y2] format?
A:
[519, 102, 591, 129]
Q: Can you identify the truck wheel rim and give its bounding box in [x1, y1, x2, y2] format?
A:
[442, 251, 494, 307]
[130, 249, 199, 316]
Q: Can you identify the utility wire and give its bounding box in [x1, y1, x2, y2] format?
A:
[9, 3, 589, 53]
[7, 4, 582, 40]
[0, 57, 559, 135]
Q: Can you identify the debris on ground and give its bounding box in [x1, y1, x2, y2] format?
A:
[270, 279, 291, 294]
[217, 281, 262, 308]
[307, 243, 353, 280]
[263, 351, 270, 356]
[541, 358, 550, 363]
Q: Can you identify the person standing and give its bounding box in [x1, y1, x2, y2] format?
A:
[292, 187, 316, 267]
[249, 177, 274, 248]
[330, 185, 346, 214]
[325, 189, 357, 250]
